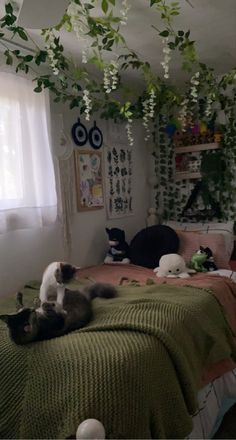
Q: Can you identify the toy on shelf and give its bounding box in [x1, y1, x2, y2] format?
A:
[213, 132, 223, 143]
[169, 121, 223, 147]
[188, 158, 201, 173]
[153, 253, 196, 278]
[104, 227, 130, 264]
[175, 154, 189, 172]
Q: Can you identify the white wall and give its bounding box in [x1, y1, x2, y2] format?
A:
[61, 107, 150, 267]
[0, 223, 64, 297]
[0, 103, 150, 297]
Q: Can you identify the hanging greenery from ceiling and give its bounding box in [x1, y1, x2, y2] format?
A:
[0, 0, 236, 220]
[0, 1, 234, 126]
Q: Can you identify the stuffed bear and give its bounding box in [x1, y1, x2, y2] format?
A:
[153, 253, 196, 278]
[104, 227, 130, 264]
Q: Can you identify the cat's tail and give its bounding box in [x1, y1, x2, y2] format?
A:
[82, 282, 117, 300]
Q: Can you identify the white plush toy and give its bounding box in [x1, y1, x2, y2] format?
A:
[153, 253, 196, 278]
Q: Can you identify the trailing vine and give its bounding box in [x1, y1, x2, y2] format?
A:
[0, 0, 235, 220]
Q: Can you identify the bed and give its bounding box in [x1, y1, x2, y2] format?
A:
[0, 262, 236, 439]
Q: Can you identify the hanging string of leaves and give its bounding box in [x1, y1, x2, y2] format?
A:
[0, 0, 235, 220]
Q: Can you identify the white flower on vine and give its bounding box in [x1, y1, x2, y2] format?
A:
[161, 39, 171, 79]
[142, 89, 156, 140]
[120, 0, 131, 25]
[82, 48, 88, 64]
[103, 60, 119, 93]
[178, 98, 188, 131]
[43, 29, 60, 76]
[83, 89, 92, 121]
[189, 71, 200, 103]
[126, 118, 134, 146]
[67, 1, 88, 40]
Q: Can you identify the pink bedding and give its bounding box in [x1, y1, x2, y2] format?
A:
[77, 263, 236, 387]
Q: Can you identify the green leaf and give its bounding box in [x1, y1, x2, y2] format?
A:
[4, 15, 16, 25]
[35, 50, 47, 65]
[159, 30, 169, 37]
[24, 55, 33, 62]
[102, 0, 108, 13]
[34, 86, 42, 93]
[17, 28, 28, 41]
[168, 42, 176, 50]
[4, 49, 13, 65]
[5, 3, 13, 14]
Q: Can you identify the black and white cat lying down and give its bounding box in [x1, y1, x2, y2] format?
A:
[0, 283, 117, 345]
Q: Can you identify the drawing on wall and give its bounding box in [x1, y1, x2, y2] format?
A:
[105, 144, 134, 219]
[74, 150, 104, 211]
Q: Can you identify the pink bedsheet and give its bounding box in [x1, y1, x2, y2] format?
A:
[77, 263, 236, 386]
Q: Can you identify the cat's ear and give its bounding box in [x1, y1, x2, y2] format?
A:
[0, 314, 10, 324]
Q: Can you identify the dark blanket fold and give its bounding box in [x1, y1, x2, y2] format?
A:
[0, 281, 235, 439]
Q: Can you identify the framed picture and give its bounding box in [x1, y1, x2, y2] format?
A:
[74, 150, 104, 211]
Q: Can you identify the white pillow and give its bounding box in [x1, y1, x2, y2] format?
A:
[163, 221, 234, 260]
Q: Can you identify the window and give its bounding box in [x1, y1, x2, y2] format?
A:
[0, 72, 57, 233]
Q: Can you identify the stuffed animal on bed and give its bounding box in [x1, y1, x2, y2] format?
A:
[190, 247, 208, 272]
[104, 227, 130, 264]
[153, 253, 196, 278]
[202, 246, 218, 272]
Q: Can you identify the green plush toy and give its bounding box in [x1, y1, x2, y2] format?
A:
[190, 247, 208, 272]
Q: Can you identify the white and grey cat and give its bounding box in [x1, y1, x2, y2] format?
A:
[39, 261, 80, 308]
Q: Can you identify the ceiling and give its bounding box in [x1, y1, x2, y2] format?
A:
[0, 0, 236, 84]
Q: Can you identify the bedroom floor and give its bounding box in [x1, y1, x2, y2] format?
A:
[214, 404, 236, 438]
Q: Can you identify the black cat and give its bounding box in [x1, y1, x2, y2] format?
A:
[0, 283, 117, 345]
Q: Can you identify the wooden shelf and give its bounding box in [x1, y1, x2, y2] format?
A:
[175, 171, 201, 181]
[175, 143, 219, 154]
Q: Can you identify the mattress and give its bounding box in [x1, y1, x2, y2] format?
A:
[77, 263, 236, 438]
[191, 368, 236, 439]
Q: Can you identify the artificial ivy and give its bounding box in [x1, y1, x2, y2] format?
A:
[0, 0, 235, 221]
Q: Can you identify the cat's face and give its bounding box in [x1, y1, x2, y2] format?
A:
[0, 303, 66, 345]
[0, 308, 39, 345]
[55, 263, 79, 284]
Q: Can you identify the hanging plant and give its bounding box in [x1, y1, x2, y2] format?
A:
[0, 0, 236, 219]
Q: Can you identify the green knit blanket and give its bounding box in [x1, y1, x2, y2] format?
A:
[0, 282, 235, 439]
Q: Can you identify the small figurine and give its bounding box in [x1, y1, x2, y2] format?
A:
[104, 227, 130, 264]
[173, 131, 184, 148]
[213, 132, 222, 143]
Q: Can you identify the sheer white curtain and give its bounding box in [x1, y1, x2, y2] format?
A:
[0, 72, 57, 233]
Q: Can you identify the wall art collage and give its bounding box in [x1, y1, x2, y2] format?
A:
[71, 118, 134, 218]
[104, 145, 134, 219]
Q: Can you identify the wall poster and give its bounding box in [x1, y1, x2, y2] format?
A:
[105, 144, 134, 219]
[74, 150, 104, 211]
